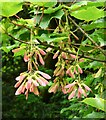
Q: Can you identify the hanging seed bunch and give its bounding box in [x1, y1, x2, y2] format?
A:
[12, 44, 51, 99]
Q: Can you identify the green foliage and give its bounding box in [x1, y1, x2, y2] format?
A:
[35, 9, 64, 29]
[0, 2, 23, 17]
[82, 97, 106, 112]
[1, 0, 106, 119]
[71, 6, 104, 21]
[82, 19, 106, 31]
[84, 111, 105, 118]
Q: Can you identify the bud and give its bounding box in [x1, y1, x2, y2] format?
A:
[78, 86, 87, 97]
[69, 70, 75, 78]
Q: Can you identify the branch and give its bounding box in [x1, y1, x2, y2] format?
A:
[68, 16, 106, 56]
[38, 6, 44, 25]
[3, 29, 106, 63]
[2, 27, 29, 44]
[36, 39, 106, 63]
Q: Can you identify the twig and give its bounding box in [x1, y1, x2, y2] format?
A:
[2, 27, 29, 44]
[38, 6, 44, 25]
[36, 39, 106, 63]
[68, 16, 106, 56]
[2, 28, 106, 63]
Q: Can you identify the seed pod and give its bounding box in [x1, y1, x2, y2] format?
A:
[38, 48, 46, 55]
[74, 67, 78, 74]
[14, 81, 21, 88]
[28, 61, 32, 71]
[65, 82, 76, 89]
[39, 76, 49, 85]
[53, 50, 59, 59]
[77, 65, 83, 74]
[62, 87, 67, 94]
[33, 61, 38, 70]
[38, 71, 51, 79]
[55, 67, 64, 76]
[21, 85, 26, 93]
[61, 52, 67, 59]
[25, 89, 29, 100]
[24, 53, 30, 62]
[32, 79, 39, 86]
[12, 47, 24, 53]
[15, 84, 24, 95]
[79, 58, 84, 62]
[26, 79, 32, 89]
[48, 82, 59, 93]
[33, 87, 39, 95]
[54, 66, 60, 76]
[38, 53, 45, 65]
[68, 89, 76, 99]
[83, 83, 91, 92]
[46, 47, 52, 52]
[35, 76, 46, 86]
[70, 54, 76, 59]
[69, 70, 75, 78]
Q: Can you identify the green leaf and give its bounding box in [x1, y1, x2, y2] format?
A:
[44, 5, 62, 14]
[70, 1, 88, 11]
[33, 0, 57, 7]
[82, 97, 106, 112]
[0, 2, 23, 17]
[84, 111, 105, 118]
[14, 49, 25, 57]
[70, 1, 105, 11]
[71, 6, 104, 21]
[1, 44, 18, 53]
[86, 61, 102, 70]
[36, 33, 68, 43]
[94, 68, 102, 78]
[35, 9, 64, 29]
[82, 19, 106, 31]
